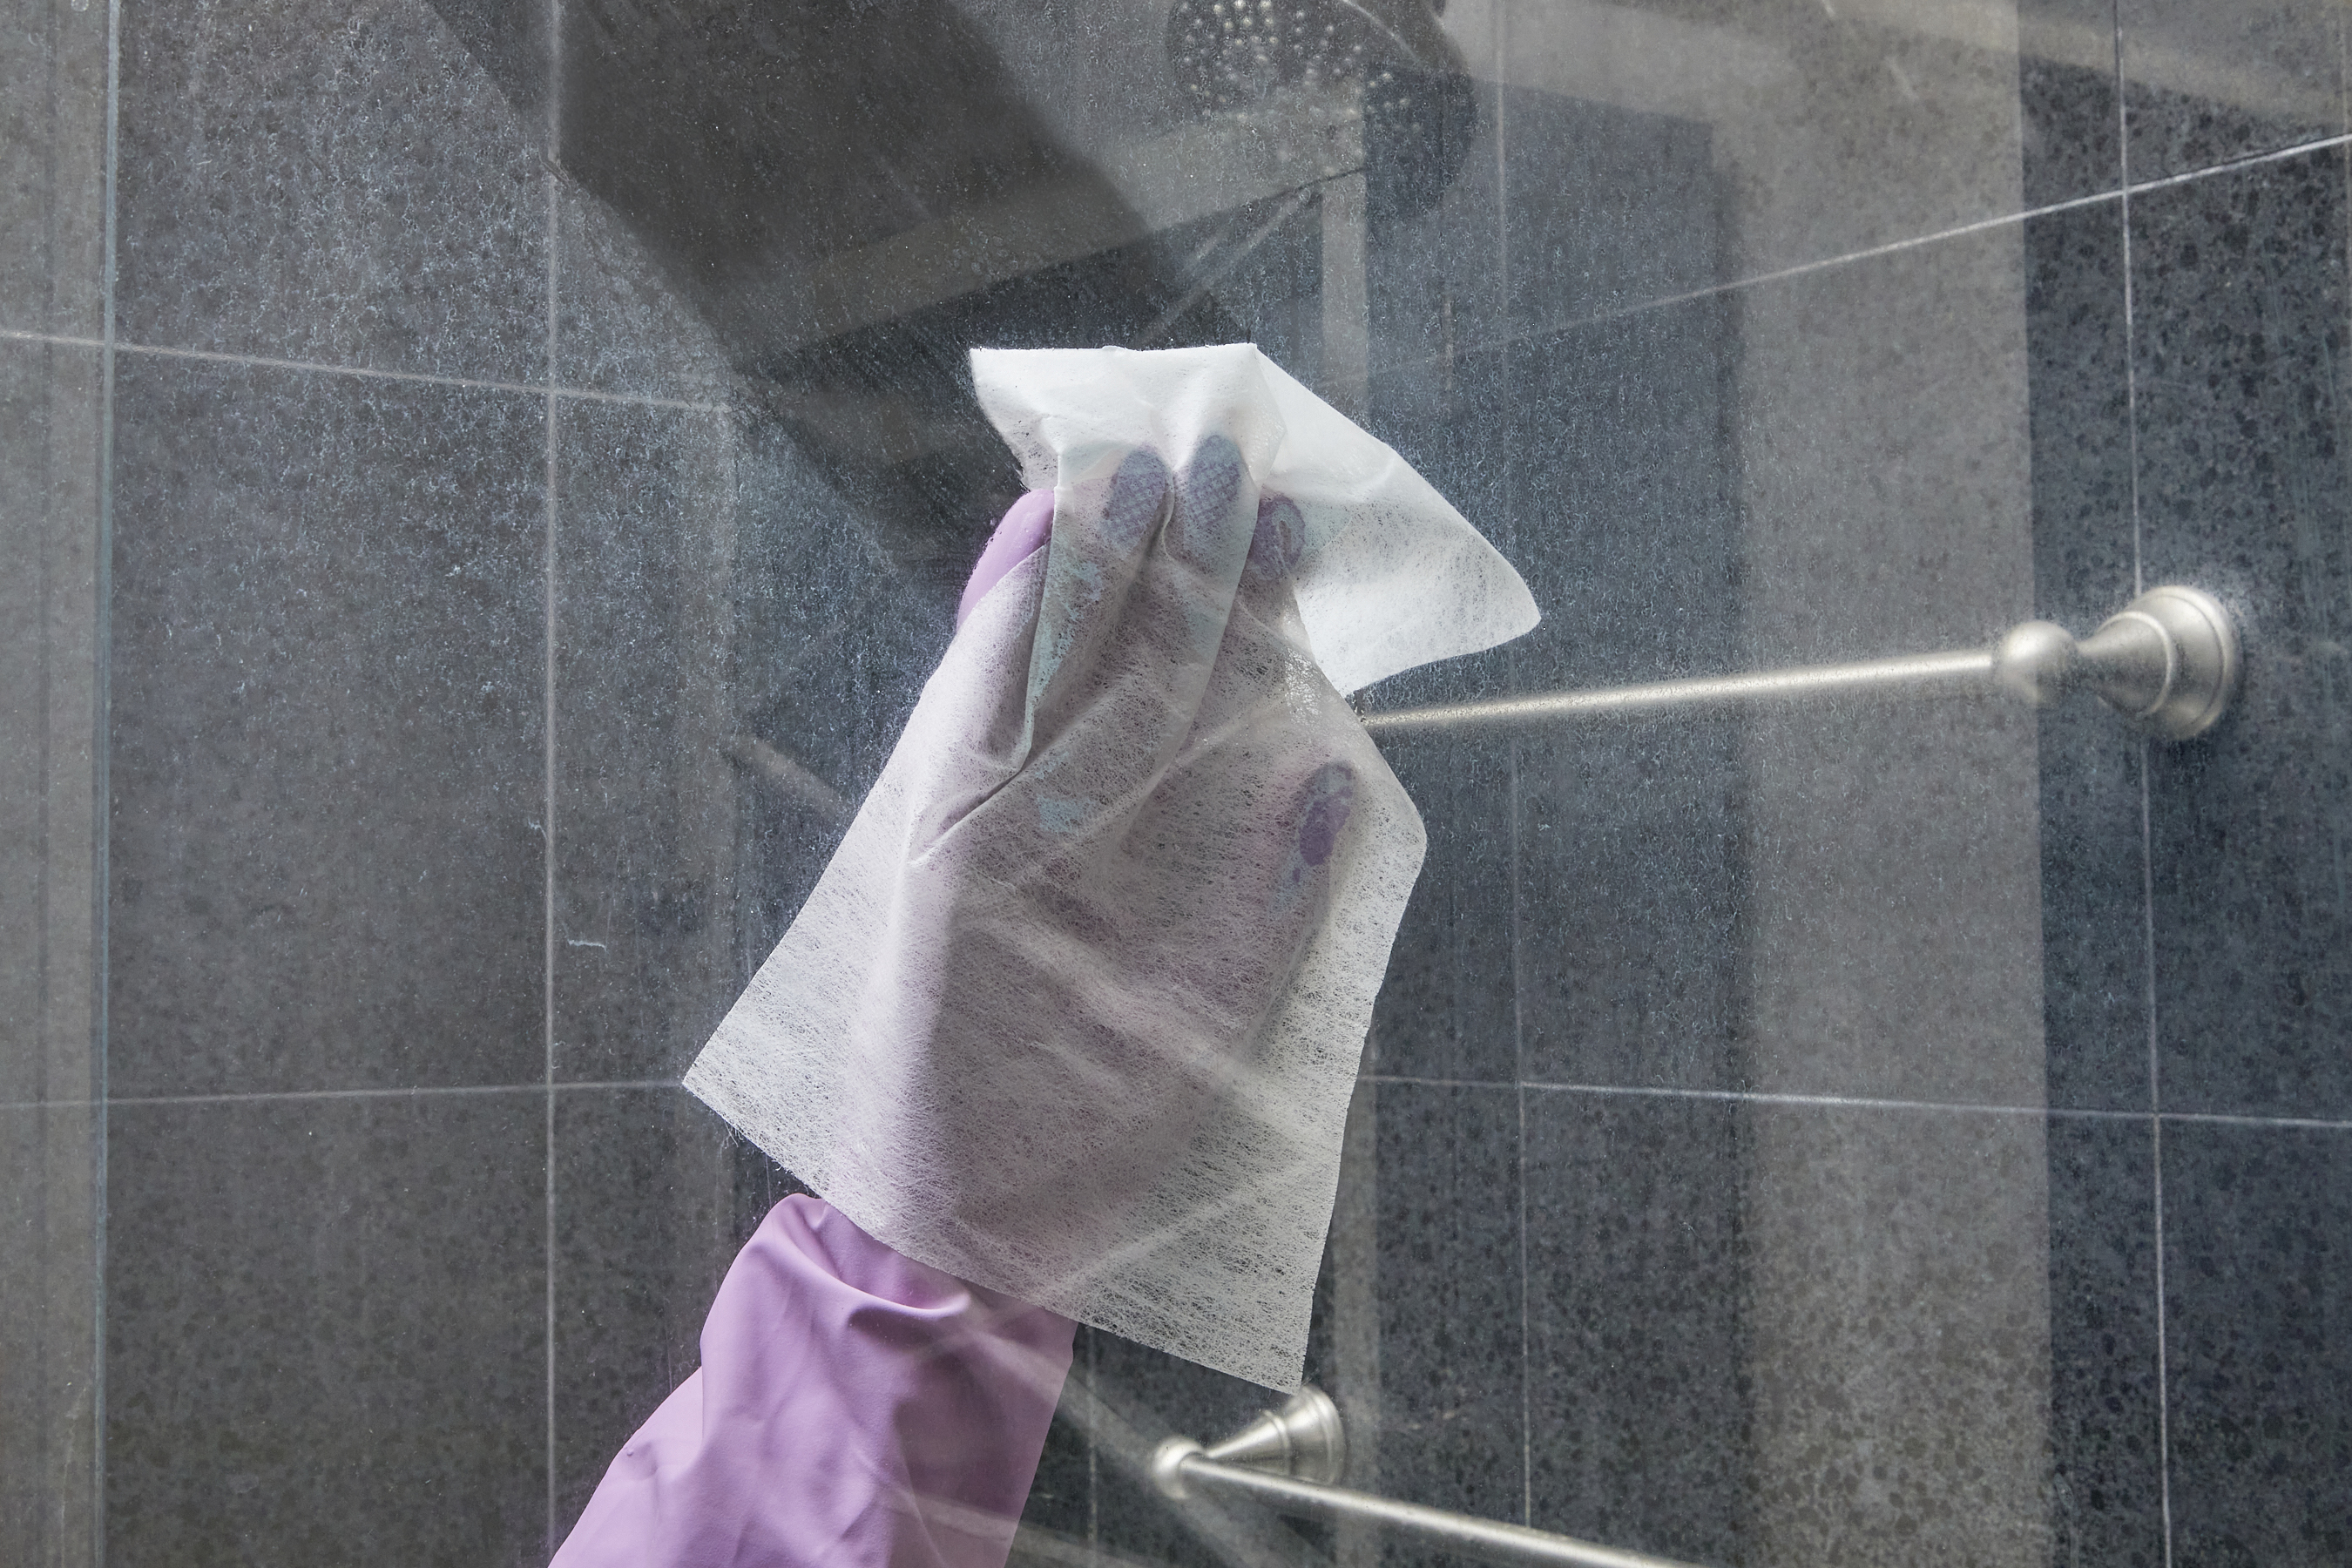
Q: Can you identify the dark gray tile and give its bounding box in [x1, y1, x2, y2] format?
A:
[425, 0, 550, 128]
[722, 415, 959, 978]
[1363, 1083, 1524, 1538]
[0, 1101, 100, 1567]
[1367, 79, 1505, 382]
[1514, 718, 1745, 1093]
[554, 399, 740, 1082]
[1502, 310, 1742, 693]
[1471, 0, 2072, 303]
[2046, 1115, 2166, 1568]
[1499, 88, 1720, 344]
[0, 0, 106, 335]
[2022, 198, 2149, 1112]
[556, 183, 734, 403]
[1020, 1328, 1097, 1543]
[1089, 1331, 1294, 1568]
[1367, 733, 1516, 1085]
[116, 0, 547, 382]
[2164, 1119, 2352, 1565]
[1502, 301, 1746, 1093]
[104, 1093, 545, 1568]
[108, 358, 545, 1096]
[2121, 0, 2346, 183]
[2021, 4, 2124, 208]
[2130, 148, 2352, 1119]
[1524, 1091, 1745, 1568]
[1722, 219, 2047, 1108]
[552, 1086, 745, 1538]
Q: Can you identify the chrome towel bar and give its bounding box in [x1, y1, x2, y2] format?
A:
[1358, 585, 2240, 742]
[1151, 1389, 1710, 1568]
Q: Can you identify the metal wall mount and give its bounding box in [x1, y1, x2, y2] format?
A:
[1358, 585, 2241, 742]
[1151, 1389, 1707, 1568]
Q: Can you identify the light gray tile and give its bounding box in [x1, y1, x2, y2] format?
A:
[0, 0, 106, 335]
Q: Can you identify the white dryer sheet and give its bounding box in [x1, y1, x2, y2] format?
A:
[686, 344, 1537, 1389]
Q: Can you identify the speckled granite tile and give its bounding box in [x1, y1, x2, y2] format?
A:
[2046, 1115, 2166, 1568]
[0, 0, 107, 335]
[117, 0, 547, 382]
[0, 336, 103, 1110]
[107, 357, 545, 1096]
[1524, 1090, 1746, 1568]
[554, 397, 741, 1082]
[2131, 148, 2352, 1119]
[2022, 198, 2148, 1112]
[1456, 0, 2044, 314]
[556, 182, 735, 404]
[553, 1085, 744, 1539]
[1734, 1103, 2059, 1567]
[1366, 732, 1516, 1085]
[2021, 3, 2124, 206]
[2164, 1119, 2352, 1565]
[2121, 0, 2347, 183]
[1504, 300, 1746, 1093]
[104, 1093, 545, 1568]
[1363, 1082, 1524, 1538]
[0, 1101, 100, 1567]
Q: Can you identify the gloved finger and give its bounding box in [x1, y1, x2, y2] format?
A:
[957, 490, 1054, 630]
[1165, 432, 1252, 580]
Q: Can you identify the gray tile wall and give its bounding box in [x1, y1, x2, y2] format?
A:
[4, 0, 2350, 1565]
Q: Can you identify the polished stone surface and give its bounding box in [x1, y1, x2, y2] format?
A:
[2046, 1115, 2166, 1568]
[553, 399, 740, 1083]
[0, 1101, 100, 1567]
[0, 0, 107, 335]
[105, 1094, 544, 1568]
[2164, 1120, 2352, 1565]
[2023, 196, 2150, 1113]
[116, 0, 547, 381]
[1524, 1091, 1744, 1567]
[107, 357, 545, 1096]
[2120, 0, 2348, 183]
[2132, 149, 2352, 1120]
[551, 1086, 746, 1537]
[0, 338, 103, 1110]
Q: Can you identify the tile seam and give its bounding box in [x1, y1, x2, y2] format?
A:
[92, 0, 123, 1555]
[75, 1078, 682, 1107]
[0, 327, 729, 413]
[1367, 126, 2352, 379]
[1365, 1076, 2352, 1132]
[542, 0, 564, 1525]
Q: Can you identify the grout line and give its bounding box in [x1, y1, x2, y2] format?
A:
[0, 326, 729, 414]
[1369, 126, 2352, 382]
[1490, 18, 1536, 1525]
[2, 325, 104, 350]
[542, 5, 564, 1539]
[2112, 8, 2175, 1562]
[68, 1079, 683, 1109]
[91, 0, 122, 1555]
[1369, 1074, 2157, 1121]
[30, 1085, 2345, 1130]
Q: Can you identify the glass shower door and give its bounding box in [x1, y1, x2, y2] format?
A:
[5, 2, 2345, 1565]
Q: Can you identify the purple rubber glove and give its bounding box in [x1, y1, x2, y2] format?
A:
[551, 497, 1080, 1568]
[549, 1195, 1075, 1568]
[957, 489, 1054, 630]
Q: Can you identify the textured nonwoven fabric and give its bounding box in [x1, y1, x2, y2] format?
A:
[686, 344, 1538, 1389]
